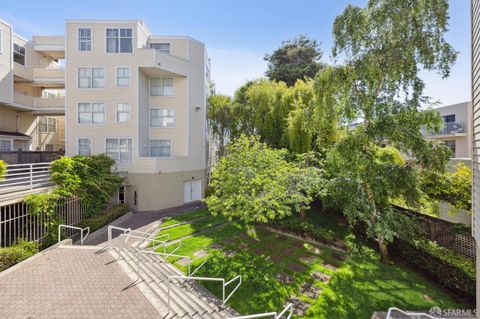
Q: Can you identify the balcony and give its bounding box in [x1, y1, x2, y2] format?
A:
[426, 122, 466, 137]
[33, 67, 65, 87]
[138, 48, 190, 77]
[13, 92, 65, 114]
[33, 36, 65, 59]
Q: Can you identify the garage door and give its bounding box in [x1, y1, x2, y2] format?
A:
[184, 180, 202, 203]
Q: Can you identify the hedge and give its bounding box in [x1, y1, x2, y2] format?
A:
[390, 238, 475, 305]
[0, 240, 38, 272]
[77, 204, 129, 232]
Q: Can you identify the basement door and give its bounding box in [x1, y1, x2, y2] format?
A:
[184, 179, 202, 203]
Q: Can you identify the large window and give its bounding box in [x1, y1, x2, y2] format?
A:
[443, 140, 456, 156]
[78, 67, 105, 88]
[106, 138, 132, 164]
[150, 78, 174, 96]
[150, 140, 170, 157]
[78, 138, 92, 156]
[443, 114, 456, 123]
[78, 103, 105, 124]
[150, 43, 170, 54]
[13, 43, 25, 65]
[106, 28, 133, 53]
[117, 103, 131, 122]
[0, 139, 11, 151]
[116, 67, 130, 87]
[78, 28, 92, 51]
[150, 109, 174, 127]
[38, 116, 56, 133]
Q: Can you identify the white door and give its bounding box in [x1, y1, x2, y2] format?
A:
[184, 180, 202, 203]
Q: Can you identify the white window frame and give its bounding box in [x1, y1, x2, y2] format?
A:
[78, 27, 92, 52]
[150, 108, 175, 128]
[77, 103, 106, 124]
[150, 77, 175, 97]
[150, 139, 171, 157]
[150, 42, 170, 54]
[116, 66, 131, 88]
[77, 67, 105, 89]
[0, 139, 12, 151]
[44, 144, 54, 151]
[13, 43, 26, 66]
[77, 138, 92, 156]
[38, 116, 57, 133]
[105, 138, 133, 164]
[116, 103, 131, 123]
[106, 28, 133, 53]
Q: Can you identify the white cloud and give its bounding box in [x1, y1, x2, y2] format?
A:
[208, 48, 267, 96]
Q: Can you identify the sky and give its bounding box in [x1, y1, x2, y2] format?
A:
[0, 0, 470, 106]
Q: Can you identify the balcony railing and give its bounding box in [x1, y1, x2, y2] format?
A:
[426, 121, 465, 136]
[33, 36, 65, 48]
[33, 67, 65, 83]
[14, 92, 65, 110]
[0, 162, 53, 198]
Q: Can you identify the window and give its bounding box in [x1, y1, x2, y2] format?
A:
[38, 117, 57, 133]
[0, 139, 11, 151]
[78, 28, 92, 51]
[78, 138, 92, 156]
[78, 103, 105, 124]
[13, 43, 25, 65]
[150, 108, 174, 127]
[117, 103, 131, 122]
[150, 78, 174, 96]
[44, 144, 54, 151]
[106, 28, 133, 53]
[150, 43, 170, 54]
[116, 67, 130, 87]
[443, 114, 456, 123]
[106, 138, 132, 164]
[443, 140, 456, 155]
[78, 67, 105, 88]
[150, 140, 170, 157]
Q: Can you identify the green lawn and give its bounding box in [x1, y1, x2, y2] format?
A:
[160, 208, 212, 228]
[155, 208, 466, 318]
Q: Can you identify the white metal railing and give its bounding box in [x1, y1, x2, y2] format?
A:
[0, 162, 53, 196]
[226, 304, 293, 319]
[167, 275, 242, 313]
[385, 307, 441, 319]
[58, 224, 90, 245]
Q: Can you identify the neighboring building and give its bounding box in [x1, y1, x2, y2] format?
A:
[0, 19, 66, 152]
[471, 0, 480, 315]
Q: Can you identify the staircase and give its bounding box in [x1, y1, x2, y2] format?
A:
[109, 246, 238, 318]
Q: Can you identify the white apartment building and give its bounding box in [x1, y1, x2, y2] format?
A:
[0, 19, 211, 211]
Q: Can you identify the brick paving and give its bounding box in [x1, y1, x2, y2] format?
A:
[0, 247, 160, 319]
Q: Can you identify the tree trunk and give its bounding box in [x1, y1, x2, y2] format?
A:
[378, 235, 390, 263]
[300, 208, 306, 220]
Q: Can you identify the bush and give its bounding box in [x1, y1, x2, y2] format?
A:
[77, 204, 129, 232]
[390, 238, 475, 305]
[0, 160, 6, 180]
[0, 240, 38, 272]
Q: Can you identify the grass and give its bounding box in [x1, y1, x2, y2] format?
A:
[155, 208, 467, 318]
[160, 208, 211, 227]
[157, 213, 228, 241]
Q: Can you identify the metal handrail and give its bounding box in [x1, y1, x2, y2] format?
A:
[167, 274, 242, 313]
[226, 304, 293, 319]
[119, 233, 169, 249]
[58, 224, 90, 245]
[386, 307, 441, 319]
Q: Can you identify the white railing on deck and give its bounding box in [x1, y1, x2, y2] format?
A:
[58, 224, 90, 245]
[0, 162, 53, 196]
[386, 307, 441, 319]
[227, 304, 293, 319]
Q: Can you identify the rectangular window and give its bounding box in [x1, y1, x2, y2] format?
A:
[150, 78, 174, 96]
[44, 144, 54, 151]
[150, 108, 174, 127]
[0, 139, 11, 151]
[150, 140, 170, 157]
[116, 67, 130, 87]
[38, 117, 57, 133]
[444, 140, 456, 155]
[78, 28, 92, 51]
[106, 138, 132, 164]
[117, 103, 131, 122]
[78, 138, 92, 156]
[106, 28, 133, 53]
[13, 43, 25, 65]
[443, 114, 456, 123]
[78, 103, 105, 124]
[78, 67, 105, 88]
[150, 43, 170, 54]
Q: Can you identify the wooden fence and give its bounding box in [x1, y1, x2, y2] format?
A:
[0, 151, 62, 164]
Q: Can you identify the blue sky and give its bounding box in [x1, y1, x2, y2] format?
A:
[0, 0, 470, 106]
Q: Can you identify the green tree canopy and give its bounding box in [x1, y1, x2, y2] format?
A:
[264, 35, 324, 86]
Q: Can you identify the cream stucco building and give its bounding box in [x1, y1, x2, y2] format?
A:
[0, 19, 211, 211]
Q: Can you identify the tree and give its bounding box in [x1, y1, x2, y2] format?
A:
[325, 0, 456, 262]
[264, 35, 324, 86]
[208, 94, 235, 158]
[205, 135, 322, 224]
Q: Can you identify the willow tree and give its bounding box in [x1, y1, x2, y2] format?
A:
[326, 0, 456, 262]
[208, 94, 235, 158]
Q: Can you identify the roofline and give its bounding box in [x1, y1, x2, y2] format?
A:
[0, 18, 13, 28]
[149, 35, 205, 46]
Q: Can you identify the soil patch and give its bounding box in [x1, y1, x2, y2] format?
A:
[311, 271, 331, 282]
[287, 262, 307, 273]
[275, 272, 294, 285]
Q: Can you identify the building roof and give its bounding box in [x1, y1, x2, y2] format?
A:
[0, 131, 31, 138]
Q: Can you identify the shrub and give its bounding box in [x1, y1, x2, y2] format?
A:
[390, 238, 475, 305]
[77, 204, 129, 232]
[0, 240, 38, 272]
[0, 160, 6, 180]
